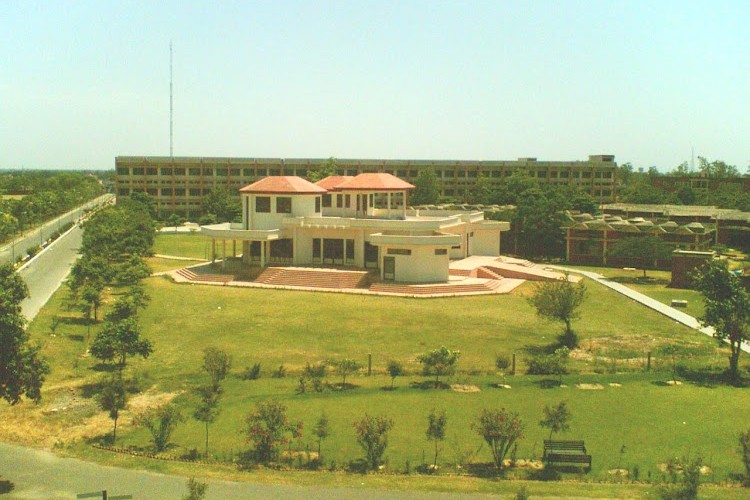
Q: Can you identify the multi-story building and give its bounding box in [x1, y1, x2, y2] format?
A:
[115, 154, 618, 218]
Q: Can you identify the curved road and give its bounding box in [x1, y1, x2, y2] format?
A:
[1, 442, 463, 500]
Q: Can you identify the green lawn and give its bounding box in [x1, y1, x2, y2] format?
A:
[153, 233, 211, 260]
[146, 256, 206, 273]
[11, 273, 748, 494]
[564, 265, 706, 319]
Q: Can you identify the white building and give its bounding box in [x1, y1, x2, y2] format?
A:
[201, 174, 509, 283]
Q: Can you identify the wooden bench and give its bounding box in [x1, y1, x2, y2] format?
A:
[543, 440, 592, 470]
[671, 299, 688, 308]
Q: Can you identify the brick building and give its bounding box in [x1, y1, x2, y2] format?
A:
[114, 154, 618, 218]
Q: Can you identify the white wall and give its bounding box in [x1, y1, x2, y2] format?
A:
[249, 194, 320, 230]
[471, 230, 501, 256]
[384, 246, 449, 283]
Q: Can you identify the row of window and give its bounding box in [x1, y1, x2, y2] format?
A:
[118, 166, 614, 180]
[255, 196, 293, 214]
[386, 248, 449, 256]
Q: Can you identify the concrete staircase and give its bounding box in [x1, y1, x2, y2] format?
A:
[254, 267, 370, 289]
[175, 268, 234, 284]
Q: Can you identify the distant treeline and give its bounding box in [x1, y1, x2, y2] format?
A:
[0, 171, 104, 242]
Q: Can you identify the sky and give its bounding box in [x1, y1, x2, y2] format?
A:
[1, 1, 748, 171]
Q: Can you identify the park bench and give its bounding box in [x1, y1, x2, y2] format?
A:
[543, 440, 592, 470]
[671, 299, 688, 308]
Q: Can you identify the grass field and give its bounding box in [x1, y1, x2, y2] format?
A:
[4, 270, 747, 497]
[145, 256, 206, 273]
[564, 265, 706, 319]
[153, 232, 211, 260]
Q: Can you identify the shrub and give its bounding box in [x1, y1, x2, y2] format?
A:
[135, 404, 185, 452]
[241, 363, 261, 380]
[354, 414, 394, 470]
[656, 456, 702, 500]
[526, 347, 569, 382]
[271, 364, 286, 378]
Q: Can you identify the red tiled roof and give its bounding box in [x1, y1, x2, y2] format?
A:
[239, 176, 327, 194]
[315, 176, 353, 190]
[334, 173, 415, 191]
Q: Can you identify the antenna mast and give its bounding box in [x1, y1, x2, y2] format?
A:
[170, 41, 174, 158]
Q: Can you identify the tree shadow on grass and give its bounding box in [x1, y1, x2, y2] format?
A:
[347, 458, 370, 474]
[91, 363, 117, 373]
[330, 383, 359, 391]
[464, 462, 505, 478]
[60, 317, 95, 327]
[522, 343, 559, 357]
[409, 381, 451, 390]
[676, 366, 747, 388]
[533, 379, 563, 389]
[79, 380, 105, 398]
[0, 479, 14, 495]
[66, 334, 85, 342]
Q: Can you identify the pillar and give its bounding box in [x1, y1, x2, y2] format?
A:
[260, 240, 266, 267]
[387, 192, 392, 218]
[212, 239, 216, 263]
[222, 239, 226, 269]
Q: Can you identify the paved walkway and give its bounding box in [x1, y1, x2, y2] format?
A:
[552, 266, 750, 354]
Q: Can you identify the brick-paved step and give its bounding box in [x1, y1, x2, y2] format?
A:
[176, 267, 233, 283]
[255, 268, 369, 289]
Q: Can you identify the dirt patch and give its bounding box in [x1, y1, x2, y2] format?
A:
[657, 463, 713, 475]
[0, 386, 181, 450]
[576, 383, 604, 390]
[450, 384, 481, 393]
[502, 458, 544, 470]
[608, 468, 629, 476]
[280, 450, 319, 461]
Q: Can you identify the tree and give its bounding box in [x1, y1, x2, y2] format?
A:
[167, 213, 183, 231]
[608, 236, 673, 278]
[466, 175, 496, 205]
[332, 358, 360, 387]
[135, 404, 185, 452]
[202, 347, 232, 392]
[307, 157, 339, 183]
[313, 413, 330, 460]
[79, 284, 103, 322]
[426, 409, 447, 468]
[386, 360, 403, 390]
[0, 264, 49, 405]
[193, 385, 221, 457]
[539, 401, 571, 441]
[99, 374, 127, 442]
[354, 414, 394, 470]
[410, 168, 440, 205]
[244, 400, 302, 463]
[473, 408, 525, 470]
[657, 456, 702, 500]
[115, 255, 151, 286]
[691, 260, 750, 383]
[89, 317, 153, 370]
[182, 478, 208, 500]
[416, 346, 460, 388]
[201, 187, 239, 223]
[527, 275, 586, 348]
[698, 156, 739, 178]
[513, 187, 568, 258]
[569, 191, 598, 215]
[739, 427, 750, 483]
[497, 171, 537, 205]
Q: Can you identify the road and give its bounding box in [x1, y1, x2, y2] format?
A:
[0, 194, 112, 267]
[1, 442, 468, 500]
[18, 224, 83, 320]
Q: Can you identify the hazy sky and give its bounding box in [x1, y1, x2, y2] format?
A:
[1, 1, 748, 171]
